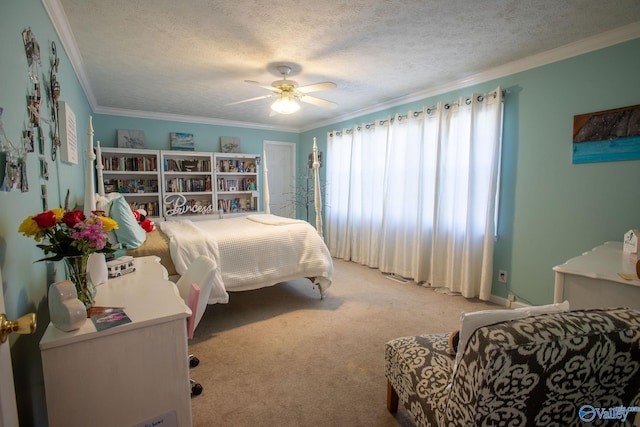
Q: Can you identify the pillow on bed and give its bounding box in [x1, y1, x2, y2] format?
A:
[110, 196, 147, 249]
[95, 193, 123, 248]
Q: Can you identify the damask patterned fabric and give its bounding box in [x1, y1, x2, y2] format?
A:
[385, 308, 640, 427]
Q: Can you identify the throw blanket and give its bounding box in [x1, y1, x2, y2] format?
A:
[246, 214, 307, 226]
[159, 220, 220, 275]
[160, 215, 333, 300]
[159, 220, 227, 304]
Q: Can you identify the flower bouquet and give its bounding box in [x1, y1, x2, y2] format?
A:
[19, 208, 118, 308]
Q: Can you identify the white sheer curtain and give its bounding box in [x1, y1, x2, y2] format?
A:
[326, 87, 503, 300]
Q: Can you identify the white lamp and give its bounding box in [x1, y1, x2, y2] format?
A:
[271, 92, 300, 114]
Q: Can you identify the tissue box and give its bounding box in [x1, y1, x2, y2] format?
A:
[624, 229, 640, 254]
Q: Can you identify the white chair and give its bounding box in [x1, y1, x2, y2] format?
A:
[175, 255, 218, 396]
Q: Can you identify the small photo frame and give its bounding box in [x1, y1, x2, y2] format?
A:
[118, 129, 145, 149]
[170, 132, 195, 151]
[221, 136, 241, 153]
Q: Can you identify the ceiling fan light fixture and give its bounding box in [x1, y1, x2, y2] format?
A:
[271, 93, 300, 114]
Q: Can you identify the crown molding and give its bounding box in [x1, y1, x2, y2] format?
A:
[94, 106, 300, 133]
[41, 0, 98, 110]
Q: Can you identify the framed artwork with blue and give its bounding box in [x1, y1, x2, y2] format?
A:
[572, 104, 640, 164]
[170, 132, 195, 151]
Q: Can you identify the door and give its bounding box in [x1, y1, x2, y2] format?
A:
[0, 265, 19, 427]
[263, 141, 296, 218]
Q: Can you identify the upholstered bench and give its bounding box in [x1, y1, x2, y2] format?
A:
[385, 307, 640, 427]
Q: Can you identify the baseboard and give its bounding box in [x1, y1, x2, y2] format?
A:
[489, 294, 529, 309]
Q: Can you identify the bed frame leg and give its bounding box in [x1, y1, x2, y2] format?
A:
[309, 278, 326, 299]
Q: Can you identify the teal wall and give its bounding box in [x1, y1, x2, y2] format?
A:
[92, 115, 300, 212]
[302, 37, 640, 306]
[0, 1, 93, 425]
[93, 115, 299, 153]
[2, 1, 640, 425]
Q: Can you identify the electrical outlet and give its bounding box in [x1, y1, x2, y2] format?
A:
[498, 269, 508, 283]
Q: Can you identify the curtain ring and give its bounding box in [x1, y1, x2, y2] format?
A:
[413, 111, 420, 117]
[444, 104, 450, 110]
[465, 98, 472, 105]
[426, 108, 432, 115]
[477, 95, 484, 102]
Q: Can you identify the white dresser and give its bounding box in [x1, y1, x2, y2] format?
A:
[553, 241, 640, 310]
[40, 256, 192, 427]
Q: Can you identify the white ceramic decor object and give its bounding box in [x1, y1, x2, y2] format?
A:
[48, 280, 86, 332]
[87, 252, 108, 287]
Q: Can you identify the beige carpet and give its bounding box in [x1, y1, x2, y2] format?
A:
[189, 259, 498, 426]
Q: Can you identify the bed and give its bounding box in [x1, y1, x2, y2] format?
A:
[84, 121, 332, 303]
[129, 215, 333, 303]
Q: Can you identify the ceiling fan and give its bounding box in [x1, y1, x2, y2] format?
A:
[226, 65, 337, 114]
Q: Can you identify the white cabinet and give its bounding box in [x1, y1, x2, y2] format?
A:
[214, 152, 261, 216]
[99, 147, 162, 219]
[553, 241, 640, 309]
[40, 257, 192, 427]
[161, 150, 215, 219]
[99, 149, 263, 220]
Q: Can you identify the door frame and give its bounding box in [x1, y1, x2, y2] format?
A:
[0, 264, 19, 427]
[263, 140, 296, 218]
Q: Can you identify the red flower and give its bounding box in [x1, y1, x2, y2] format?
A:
[33, 211, 57, 228]
[62, 210, 86, 228]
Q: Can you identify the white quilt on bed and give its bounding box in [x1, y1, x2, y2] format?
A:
[159, 214, 333, 301]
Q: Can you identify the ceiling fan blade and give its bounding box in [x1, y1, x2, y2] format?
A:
[299, 94, 337, 109]
[225, 94, 274, 106]
[244, 80, 280, 92]
[296, 82, 337, 93]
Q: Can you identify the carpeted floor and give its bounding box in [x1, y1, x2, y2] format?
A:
[189, 258, 498, 426]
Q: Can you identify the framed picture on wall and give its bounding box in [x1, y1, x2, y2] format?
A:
[572, 104, 640, 164]
[117, 129, 145, 149]
[170, 132, 195, 151]
[221, 136, 241, 153]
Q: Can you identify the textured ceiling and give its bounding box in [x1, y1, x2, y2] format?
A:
[48, 0, 640, 131]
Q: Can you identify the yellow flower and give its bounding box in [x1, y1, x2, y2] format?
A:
[51, 208, 65, 222]
[100, 216, 119, 231]
[18, 216, 40, 238]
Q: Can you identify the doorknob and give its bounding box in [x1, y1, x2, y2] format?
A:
[0, 313, 37, 344]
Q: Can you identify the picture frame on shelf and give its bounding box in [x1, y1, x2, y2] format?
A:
[221, 136, 241, 153]
[170, 132, 195, 151]
[117, 129, 145, 149]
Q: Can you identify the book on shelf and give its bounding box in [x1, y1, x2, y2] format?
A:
[165, 177, 211, 193]
[102, 155, 157, 172]
[217, 197, 256, 213]
[105, 178, 159, 194]
[164, 158, 211, 172]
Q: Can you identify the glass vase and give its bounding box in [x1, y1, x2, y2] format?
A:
[63, 255, 95, 309]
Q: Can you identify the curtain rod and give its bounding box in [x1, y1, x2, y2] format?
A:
[330, 87, 511, 136]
